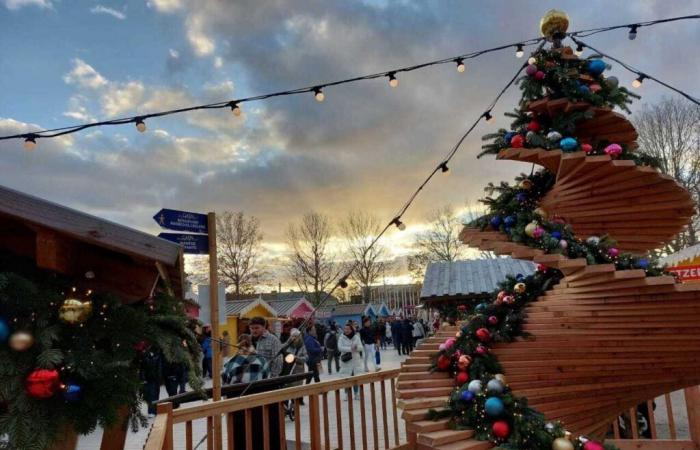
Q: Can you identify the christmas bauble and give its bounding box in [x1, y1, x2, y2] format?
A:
[535, 71, 545, 80]
[25, 369, 60, 399]
[559, 240, 568, 249]
[497, 291, 506, 301]
[519, 179, 533, 190]
[487, 378, 505, 394]
[590, 83, 602, 93]
[475, 328, 491, 342]
[534, 207, 548, 219]
[604, 143, 623, 157]
[526, 64, 538, 76]
[475, 303, 488, 313]
[502, 295, 515, 305]
[540, 9, 570, 40]
[525, 222, 539, 237]
[546, 131, 562, 142]
[504, 131, 516, 143]
[559, 137, 578, 152]
[63, 384, 82, 402]
[550, 231, 561, 239]
[438, 343, 447, 351]
[458, 355, 472, 370]
[445, 338, 456, 348]
[578, 84, 591, 95]
[488, 315, 498, 325]
[545, 422, 556, 433]
[495, 373, 507, 384]
[490, 216, 501, 229]
[527, 121, 541, 132]
[537, 264, 548, 272]
[485, 396, 504, 416]
[552, 438, 575, 450]
[59, 298, 93, 324]
[583, 441, 604, 450]
[492, 420, 510, 439]
[587, 59, 606, 76]
[0, 317, 9, 343]
[607, 76, 619, 88]
[608, 247, 620, 258]
[533, 226, 545, 239]
[514, 282, 527, 294]
[457, 304, 467, 313]
[476, 344, 489, 355]
[460, 390, 475, 402]
[437, 355, 451, 370]
[638, 258, 649, 269]
[9, 331, 34, 351]
[581, 143, 593, 154]
[586, 236, 600, 246]
[516, 192, 528, 203]
[455, 371, 469, 385]
[504, 216, 516, 227]
[467, 379, 482, 394]
[510, 134, 524, 148]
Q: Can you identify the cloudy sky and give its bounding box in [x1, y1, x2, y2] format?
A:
[1, 0, 699, 288]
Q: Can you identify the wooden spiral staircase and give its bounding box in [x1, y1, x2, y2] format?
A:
[397, 99, 700, 449]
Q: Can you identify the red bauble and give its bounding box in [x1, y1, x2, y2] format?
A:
[476, 344, 489, 355]
[581, 143, 593, 154]
[457, 304, 467, 312]
[526, 120, 541, 132]
[510, 134, 525, 148]
[583, 441, 604, 450]
[536, 264, 547, 272]
[475, 328, 491, 342]
[455, 371, 469, 385]
[488, 315, 498, 325]
[535, 71, 545, 80]
[25, 369, 60, 399]
[437, 355, 452, 371]
[492, 420, 510, 439]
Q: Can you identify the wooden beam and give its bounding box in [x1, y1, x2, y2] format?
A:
[35, 229, 75, 274]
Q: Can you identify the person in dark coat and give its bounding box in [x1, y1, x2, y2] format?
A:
[140, 345, 163, 417]
[304, 327, 323, 383]
[401, 319, 414, 355]
[391, 318, 403, 355]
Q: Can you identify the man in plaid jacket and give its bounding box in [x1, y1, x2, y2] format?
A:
[221, 334, 271, 384]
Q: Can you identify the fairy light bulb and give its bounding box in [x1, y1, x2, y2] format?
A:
[628, 25, 638, 40]
[284, 353, 296, 364]
[574, 43, 583, 56]
[393, 218, 406, 231]
[388, 72, 398, 88]
[455, 58, 466, 73]
[632, 74, 646, 88]
[313, 87, 325, 102]
[135, 119, 146, 133]
[230, 102, 242, 117]
[484, 110, 495, 123]
[440, 162, 450, 174]
[515, 44, 524, 58]
[527, 57, 537, 65]
[23, 136, 37, 151]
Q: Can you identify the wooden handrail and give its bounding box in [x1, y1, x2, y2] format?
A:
[172, 368, 401, 424]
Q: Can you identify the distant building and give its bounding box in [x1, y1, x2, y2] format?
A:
[367, 283, 421, 316]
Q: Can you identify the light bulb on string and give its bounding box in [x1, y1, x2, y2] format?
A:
[515, 44, 524, 58]
[284, 353, 296, 364]
[23, 135, 37, 151]
[392, 218, 406, 231]
[632, 73, 646, 88]
[455, 58, 466, 73]
[628, 24, 638, 40]
[135, 118, 147, 133]
[483, 110, 495, 123]
[230, 102, 242, 117]
[338, 278, 348, 289]
[313, 87, 325, 102]
[574, 43, 583, 56]
[440, 162, 450, 174]
[388, 72, 398, 88]
[527, 57, 537, 65]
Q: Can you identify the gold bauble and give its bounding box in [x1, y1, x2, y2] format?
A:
[59, 298, 93, 324]
[552, 437, 575, 450]
[514, 282, 527, 294]
[534, 207, 548, 219]
[9, 331, 34, 351]
[525, 222, 539, 237]
[495, 373, 507, 384]
[519, 179, 533, 190]
[540, 9, 570, 41]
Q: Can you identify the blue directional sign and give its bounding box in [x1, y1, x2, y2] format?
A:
[158, 233, 210, 254]
[154, 208, 208, 234]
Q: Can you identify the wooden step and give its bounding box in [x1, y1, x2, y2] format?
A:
[402, 364, 432, 372]
[406, 418, 450, 433]
[398, 396, 448, 411]
[398, 378, 454, 389]
[430, 440, 494, 450]
[397, 386, 454, 399]
[402, 407, 448, 422]
[398, 371, 450, 381]
[418, 429, 475, 446]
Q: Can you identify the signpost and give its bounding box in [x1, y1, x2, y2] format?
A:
[154, 208, 222, 450]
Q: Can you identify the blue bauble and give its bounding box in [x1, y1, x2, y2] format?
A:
[504, 216, 516, 227]
[515, 193, 527, 203]
[490, 216, 502, 230]
[504, 226, 511, 234]
[637, 258, 649, 269]
[475, 303, 489, 313]
[461, 390, 475, 402]
[579, 84, 591, 95]
[515, 274, 525, 282]
[0, 317, 9, 343]
[551, 231, 562, 240]
[485, 396, 505, 416]
[587, 59, 606, 76]
[63, 384, 82, 402]
[559, 137, 578, 152]
[504, 132, 515, 143]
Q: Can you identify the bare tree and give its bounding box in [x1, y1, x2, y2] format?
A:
[341, 211, 391, 301]
[286, 212, 341, 306]
[634, 98, 700, 254]
[217, 212, 264, 298]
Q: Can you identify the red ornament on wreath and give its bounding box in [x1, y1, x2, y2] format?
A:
[437, 355, 452, 370]
[488, 315, 498, 325]
[510, 134, 524, 148]
[476, 328, 491, 342]
[583, 441, 605, 450]
[492, 420, 510, 439]
[455, 371, 469, 385]
[457, 355, 472, 370]
[476, 344, 489, 355]
[526, 120, 541, 132]
[25, 369, 60, 399]
[581, 143, 593, 154]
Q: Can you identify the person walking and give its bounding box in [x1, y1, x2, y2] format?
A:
[412, 318, 425, 347]
[201, 326, 213, 379]
[140, 345, 163, 418]
[304, 327, 323, 383]
[384, 320, 392, 348]
[250, 316, 283, 377]
[360, 317, 380, 372]
[163, 361, 187, 397]
[401, 318, 414, 355]
[391, 318, 402, 355]
[324, 322, 340, 374]
[338, 321, 362, 400]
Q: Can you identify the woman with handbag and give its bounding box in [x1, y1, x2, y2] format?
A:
[338, 320, 362, 400]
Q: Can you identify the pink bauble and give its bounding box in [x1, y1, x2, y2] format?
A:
[457, 355, 472, 370]
[604, 143, 623, 157]
[581, 143, 593, 153]
[497, 291, 507, 301]
[503, 295, 515, 305]
[445, 338, 456, 348]
[476, 344, 489, 355]
[583, 441, 605, 450]
[488, 315, 498, 325]
[494, 297, 503, 306]
[535, 71, 545, 80]
[589, 83, 602, 93]
[527, 120, 541, 132]
[559, 239, 568, 249]
[525, 64, 538, 76]
[438, 344, 447, 351]
[533, 226, 545, 239]
[608, 247, 620, 257]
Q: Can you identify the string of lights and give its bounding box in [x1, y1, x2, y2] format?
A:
[570, 36, 700, 106]
[6, 13, 700, 150]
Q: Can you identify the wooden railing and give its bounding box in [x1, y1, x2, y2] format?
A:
[607, 387, 700, 450]
[144, 369, 407, 450]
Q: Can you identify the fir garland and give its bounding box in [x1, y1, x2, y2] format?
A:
[0, 251, 203, 450]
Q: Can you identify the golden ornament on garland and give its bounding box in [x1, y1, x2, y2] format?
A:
[534, 207, 548, 219]
[540, 9, 570, 41]
[494, 373, 507, 384]
[525, 221, 539, 237]
[59, 298, 93, 324]
[552, 437, 575, 450]
[518, 179, 533, 190]
[9, 331, 34, 351]
[514, 282, 527, 294]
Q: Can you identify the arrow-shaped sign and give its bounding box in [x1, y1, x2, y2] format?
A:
[154, 208, 208, 234]
[158, 233, 209, 254]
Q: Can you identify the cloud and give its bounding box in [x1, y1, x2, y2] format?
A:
[63, 59, 108, 90]
[147, 0, 183, 13]
[63, 95, 96, 122]
[213, 56, 223, 69]
[186, 15, 215, 56]
[90, 5, 126, 20]
[4, 0, 52, 9]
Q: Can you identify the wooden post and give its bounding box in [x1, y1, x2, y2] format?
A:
[685, 386, 700, 445]
[156, 403, 174, 450]
[208, 212, 223, 450]
[99, 405, 129, 450]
